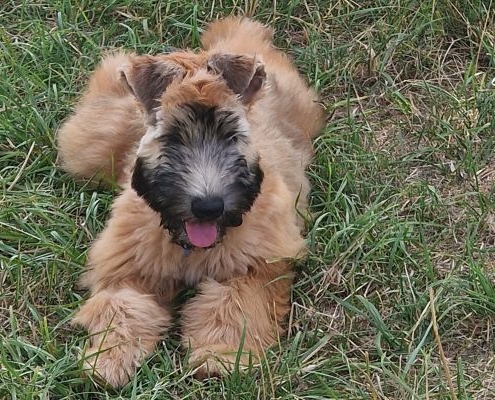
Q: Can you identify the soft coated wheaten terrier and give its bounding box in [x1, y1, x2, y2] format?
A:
[58, 17, 325, 387]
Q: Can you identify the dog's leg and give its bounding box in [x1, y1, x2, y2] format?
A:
[57, 52, 145, 184]
[181, 262, 293, 378]
[72, 287, 171, 387]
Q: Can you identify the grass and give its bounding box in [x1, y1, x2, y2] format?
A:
[1, 0, 495, 398]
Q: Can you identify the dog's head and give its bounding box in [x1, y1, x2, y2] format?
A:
[120, 52, 266, 249]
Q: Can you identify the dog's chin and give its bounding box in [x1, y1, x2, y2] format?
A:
[163, 213, 244, 250]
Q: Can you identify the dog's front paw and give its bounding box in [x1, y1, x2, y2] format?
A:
[82, 345, 139, 388]
[188, 345, 257, 380]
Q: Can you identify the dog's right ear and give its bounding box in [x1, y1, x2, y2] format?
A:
[119, 55, 183, 119]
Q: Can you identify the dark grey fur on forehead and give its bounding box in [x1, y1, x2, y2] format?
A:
[158, 102, 246, 147]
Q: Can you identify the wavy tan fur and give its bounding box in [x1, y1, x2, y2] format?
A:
[58, 17, 325, 387]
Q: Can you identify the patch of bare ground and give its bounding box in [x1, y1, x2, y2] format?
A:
[477, 157, 495, 208]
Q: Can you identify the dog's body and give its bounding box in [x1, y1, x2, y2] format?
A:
[58, 17, 324, 387]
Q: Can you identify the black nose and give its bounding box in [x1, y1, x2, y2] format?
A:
[191, 197, 224, 219]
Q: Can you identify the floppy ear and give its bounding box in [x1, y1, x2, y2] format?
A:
[119, 55, 183, 118]
[207, 53, 266, 104]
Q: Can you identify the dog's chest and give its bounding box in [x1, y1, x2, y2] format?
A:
[178, 246, 251, 286]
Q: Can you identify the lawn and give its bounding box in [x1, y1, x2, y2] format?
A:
[1, 0, 495, 398]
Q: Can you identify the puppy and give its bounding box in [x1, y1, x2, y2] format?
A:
[58, 17, 325, 387]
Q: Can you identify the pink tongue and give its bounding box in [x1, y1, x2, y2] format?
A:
[185, 221, 218, 248]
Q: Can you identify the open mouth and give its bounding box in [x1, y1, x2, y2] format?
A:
[184, 220, 218, 248]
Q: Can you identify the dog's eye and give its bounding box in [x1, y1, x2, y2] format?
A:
[226, 131, 247, 145]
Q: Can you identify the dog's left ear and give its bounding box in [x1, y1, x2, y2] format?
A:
[119, 55, 183, 118]
[207, 54, 266, 104]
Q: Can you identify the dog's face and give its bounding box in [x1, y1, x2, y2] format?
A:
[120, 52, 266, 249]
